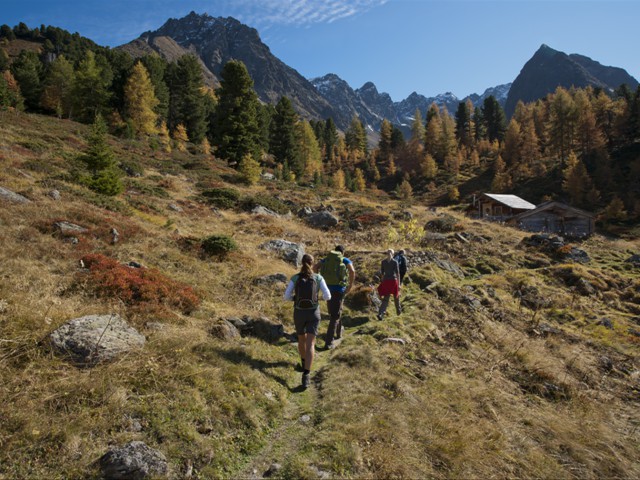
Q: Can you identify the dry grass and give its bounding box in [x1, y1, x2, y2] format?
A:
[1, 112, 639, 479]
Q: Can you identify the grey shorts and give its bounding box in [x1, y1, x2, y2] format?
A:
[294, 307, 321, 336]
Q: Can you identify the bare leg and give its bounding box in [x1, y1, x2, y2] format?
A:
[305, 334, 316, 371]
[297, 335, 306, 363]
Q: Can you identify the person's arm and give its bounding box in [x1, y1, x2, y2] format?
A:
[395, 260, 400, 280]
[318, 276, 332, 301]
[346, 263, 356, 294]
[283, 279, 295, 301]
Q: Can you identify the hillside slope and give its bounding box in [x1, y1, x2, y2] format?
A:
[0, 112, 639, 479]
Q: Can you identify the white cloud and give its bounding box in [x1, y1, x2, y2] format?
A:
[227, 0, 388, 28]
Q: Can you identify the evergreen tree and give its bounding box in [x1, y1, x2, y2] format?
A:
[72, 50, 111, 123]
[80, 115, 122, 195]
[454, 101, 473, 147]
[323, 118, 338, 163]
[390, 126, 405, 150]
[41, 55, 74, 117]
[166, 55, 207, 143]
[562, 151, 596, 207]
[10, 50, 42, 110]
[397, 179, 413, 201]
[269, 96, 300, 173]
[0, 49, 9, 72]
[482, 96, 507, 142]
[257, 103, 275, 154]
[124, 62, 159, 136]
[211, 59, 261, 165]
[425, 105, 442, 160]
[473, 106, 486, 140]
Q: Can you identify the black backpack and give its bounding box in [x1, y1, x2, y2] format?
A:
[294, 275, 318, 309]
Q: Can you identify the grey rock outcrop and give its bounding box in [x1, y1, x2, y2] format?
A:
[0, 186, 31, 204]
[225, 316, 284, 342]
[99, 441, 168, 480]
[53, 221, 88, 235]
[306, 211, 339, 228]
[260, 239, 305, 267]
[252, 273, 288, 285]
[48, 189, 61, 200]
[210, 320, 241, 340]
[49, 314, 145, 366]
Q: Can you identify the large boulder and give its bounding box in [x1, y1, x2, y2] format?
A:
[225, 316, 285, 342]
[99, 441, 168, 480]
[0, 186, 31, 204]
[260, 239, 305, 267]
[252, 273, 288, 286]
[306, 211, 339, 228]
[49, 314, 145, 366]
[53, 221, 88, 235]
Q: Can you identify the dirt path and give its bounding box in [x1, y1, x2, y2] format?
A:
[235, 335, 343, 479]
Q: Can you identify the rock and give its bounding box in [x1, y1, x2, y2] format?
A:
[576, 278, 596, 295]
[625, 254, 640, 267]
[0, 186, 31, 204]
[226, 317, 248, 330]
[99, 441, 168, 480]
[423, 232, 447, 244]
[348, 219, 363, 230]
[168, 203, 183, 212]
[261, 172, 275, 181]
[382, 337, 408, 345]
[252, 273, 288, 285]
[48, 189, 61, 200]
[306, 211, 339, 228]
[210, 320, 241, 340]
[250, 316, 285, 342]
[433, 258, 465, 278]
[49, 314, 145, 366]
[300, 414, 311, 423]
[128, 261, 144, 269]
[597, 318, 614, 330]
[564, 247, 590, 264]
[53, 221, 88, 235]
[144, 322, 165, 331]
[533, 323, 561, 336]
[111, 227, 120, 244]
[260, 239, 305, 267]
[252, 205, 280, 217]
[297, 206, 313, 217]
[263, 463, 282, 477]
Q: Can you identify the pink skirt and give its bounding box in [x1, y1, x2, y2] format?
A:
[377, 278, 399, 297]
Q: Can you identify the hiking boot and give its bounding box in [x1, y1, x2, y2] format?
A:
[301, 372, 310, 389]
[295, 361, 304, 372]
[335, 326, 344, 339]
[324, 342, 333, 350]
[376, 313, 384, 321]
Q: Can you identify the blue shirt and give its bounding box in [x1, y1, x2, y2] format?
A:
[320, 257, 352, 293]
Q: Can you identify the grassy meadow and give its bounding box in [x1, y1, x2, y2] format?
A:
[0, 111, 639, 479]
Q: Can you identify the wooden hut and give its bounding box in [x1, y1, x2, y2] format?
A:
[509, 201, 595, 237]
[470, 193, 536, 221]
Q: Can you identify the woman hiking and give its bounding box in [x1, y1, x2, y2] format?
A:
[283, 254, 331, 389]
[376, 249, 402, 321]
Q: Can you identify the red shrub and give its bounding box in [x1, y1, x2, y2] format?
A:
[80, 254, 200, 314]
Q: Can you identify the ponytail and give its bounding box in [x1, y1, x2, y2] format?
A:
[299, 254, 314, 279]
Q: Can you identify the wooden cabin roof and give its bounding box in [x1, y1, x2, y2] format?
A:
[511, 201, 595, 221]
[481, 193, 536, 210]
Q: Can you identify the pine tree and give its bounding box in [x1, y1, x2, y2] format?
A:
[455, 101, 473, 147]
[166, 55, 207, 143]
[345, 115, 367, 157]
[482, 96, 507, 142]
[140, 54, 170, 120]
[323, 118, 338, 163]
[269, 96, 300, 173]
[40, 55, 74, 117]
[80, 115, 123, 196]
[10, 50, 42, 111]
[211, 60, 261, 165]
[239, 153, 261, 185]
[72, 51, 112, 123]
[124, 62, 159, 136]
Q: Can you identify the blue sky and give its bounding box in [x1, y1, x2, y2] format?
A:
[3, 0, 639, 101]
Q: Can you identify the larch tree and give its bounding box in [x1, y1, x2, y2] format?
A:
[158, 121, 171, 152]
[410, 108, 425, 146]
[332, 169, 346, 190]
[140, 54, 170, 121]
[424, 104, 442, 160]
[239, 153, 261, 185]
[345, 115, 367, 157]
[562, 151, 596, 207]
[172, 124, 188, 152]
[0, 70, 24, 110]
[502, 118, 522, 167]
[378, 119, 393, 162]
[547, 87, 578, 164]
[296, 120, 322, 179]
[211, 59, 261, 165]
[421, 153, 438, 180]
[124, 62, 159, 136]
[352, 168, 366, 192]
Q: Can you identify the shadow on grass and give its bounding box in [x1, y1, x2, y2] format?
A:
[342, 315, 370, 328]
[215, 347, 303, 393]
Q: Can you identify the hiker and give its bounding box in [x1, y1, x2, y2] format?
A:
[284, 254, 331, 389]
[377, 249, 402, 320]
[314, 245, 355, 349]
[394, 249, 408, 284]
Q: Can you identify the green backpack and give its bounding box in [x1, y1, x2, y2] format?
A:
[320, 251, 348, 287]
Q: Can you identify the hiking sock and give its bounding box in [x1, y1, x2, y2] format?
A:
[303, 369, 310, 375]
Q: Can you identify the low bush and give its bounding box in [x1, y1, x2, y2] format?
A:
[79, 254, 200, 313]
[202, 187, 241, 209]
[426, 214, 460, 232]
[240, 194, 290, 215]
[202, 234, 238, 258]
